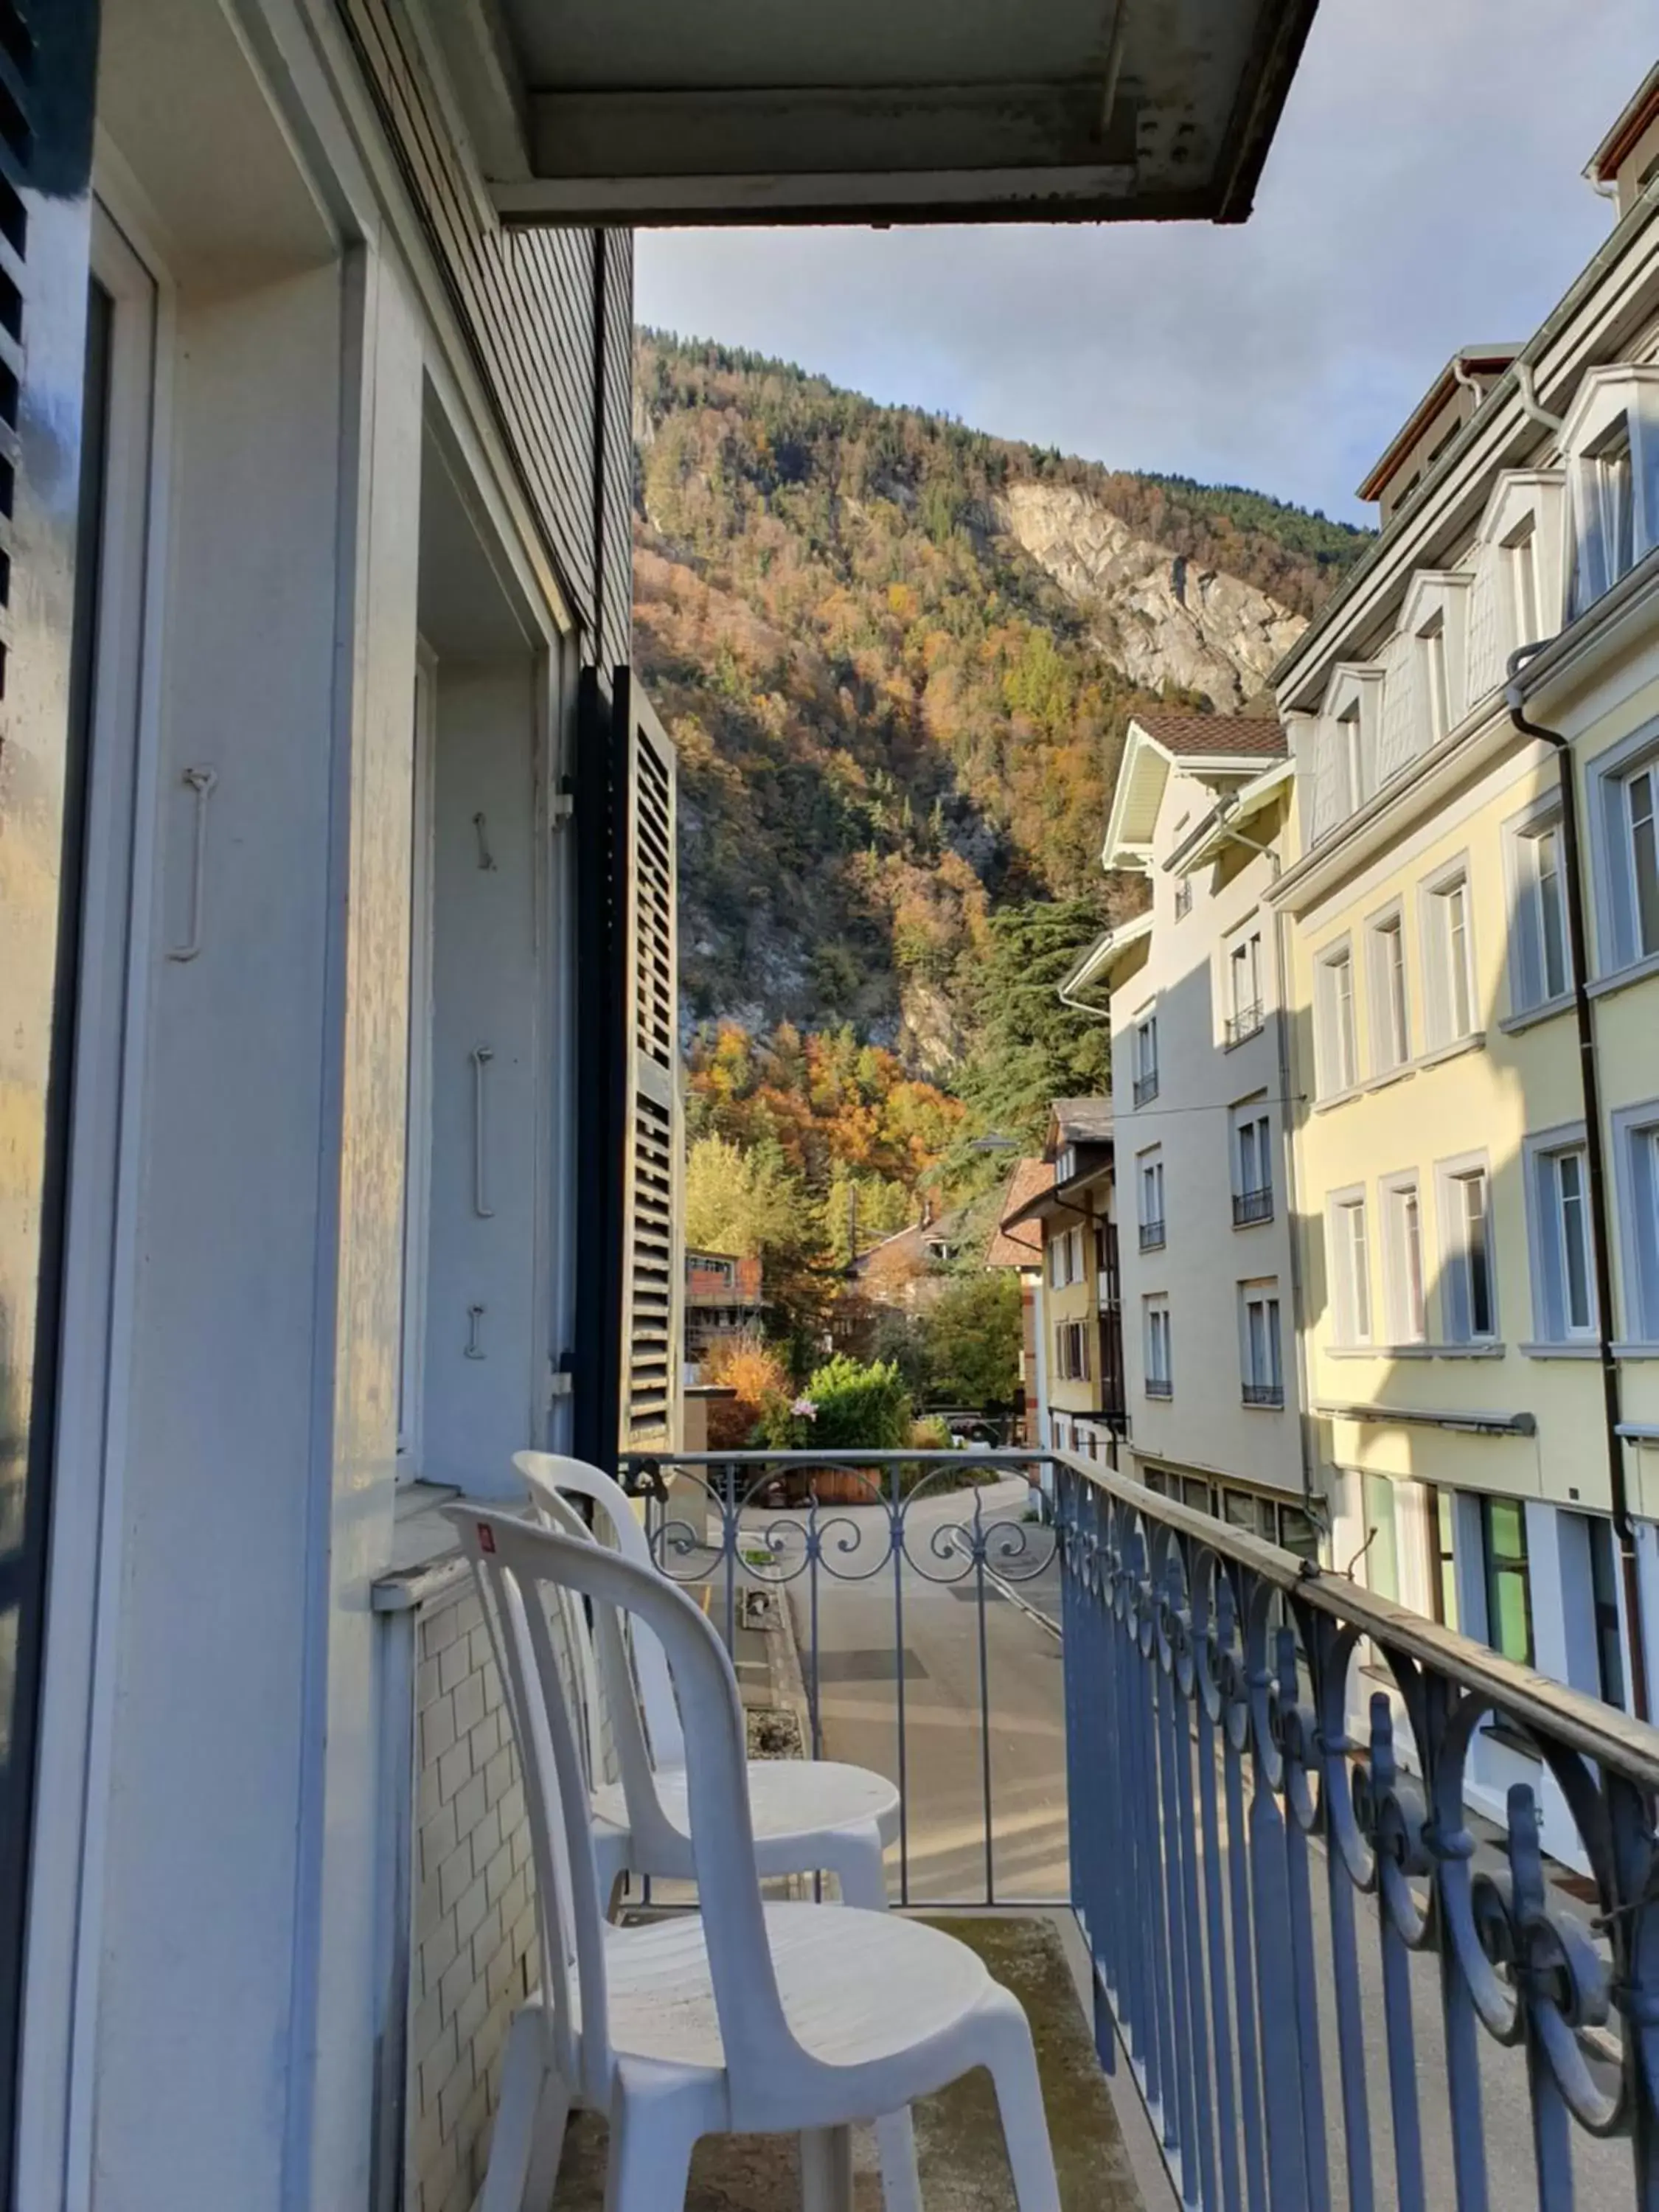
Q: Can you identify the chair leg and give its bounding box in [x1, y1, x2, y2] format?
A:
[799, 2125, 855, 2212]
[602, 2091, 697, 2212]
[480, 2009, 546, 2212]
[521, 2069, 572, 2212]
[832, 1835, 923, 2212]
[985, 2014, 1062, 2212]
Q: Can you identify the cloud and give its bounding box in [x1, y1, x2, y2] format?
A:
[635, 1, 1656, 521]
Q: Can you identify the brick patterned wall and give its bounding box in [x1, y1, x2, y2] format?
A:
[407, 1579, 538, 2212]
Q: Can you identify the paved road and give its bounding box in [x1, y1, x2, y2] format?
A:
[766, 1477, 1629, 2212]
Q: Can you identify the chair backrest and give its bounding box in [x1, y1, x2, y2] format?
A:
[445, 1506, 801, 2112]
[514, 1451, 685, 1770]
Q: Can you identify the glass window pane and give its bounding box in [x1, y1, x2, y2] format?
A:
[1630, 771, 1659, 959]
[1435, 1489, 1459, 1630]
[1536, 827, 1566, 999]
[1364, 1475, 1399, 1601]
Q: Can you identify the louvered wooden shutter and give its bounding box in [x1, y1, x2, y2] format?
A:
[620, 677, 680, 1449]
[571, 666, 680, 1468]
[0, 1, 99, 2194]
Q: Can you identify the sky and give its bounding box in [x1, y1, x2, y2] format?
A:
[636, 3, 1658, 525]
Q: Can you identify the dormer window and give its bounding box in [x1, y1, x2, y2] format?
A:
[1419, 614, 1450, 742]
[1562, 366, 1659, 622]
[1508, 521, 1540, 649]
[1339, 701, 1368, 810]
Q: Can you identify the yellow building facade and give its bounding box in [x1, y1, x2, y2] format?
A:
[1268, 66, 1659, 1850]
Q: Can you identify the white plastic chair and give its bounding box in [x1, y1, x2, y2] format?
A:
[448, 1505, 1062, 2212]
[512, 1453, 904, 1913]
[512, 1451, 918, 2210]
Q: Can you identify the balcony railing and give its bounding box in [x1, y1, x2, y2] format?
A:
[1225, 1001, 1264, 1047]
[1144, 1376, 1172, 1399]
[1133, 1069, 1159, 1107]
[618, 1444, 1659, 2212]
[1233, 1183, 1273, 1226]
[1240, 1379, 1284, 1406]
[1138, 1217, 1166, 1251]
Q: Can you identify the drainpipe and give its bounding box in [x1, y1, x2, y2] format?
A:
[1506, 651, 1650, 1720]
[1513, 361, 1565, 437]
[1212, 798, 1321, 1528]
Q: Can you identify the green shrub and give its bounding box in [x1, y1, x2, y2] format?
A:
[800, 1354, 913, 1452]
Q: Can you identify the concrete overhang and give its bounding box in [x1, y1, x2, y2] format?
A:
[428, 0, 1321, 226]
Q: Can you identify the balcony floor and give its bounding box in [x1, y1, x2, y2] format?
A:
[549, 1913, 1143, 2209]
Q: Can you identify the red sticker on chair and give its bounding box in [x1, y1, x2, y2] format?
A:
[477, 1523, 495, 1552]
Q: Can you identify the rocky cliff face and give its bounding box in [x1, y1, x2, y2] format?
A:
[998, 481, 1306, 712]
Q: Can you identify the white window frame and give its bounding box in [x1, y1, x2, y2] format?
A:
[1589, 715, 1659, 978]
[1313, 937, 1357, 1097]
[1508, 518, 1541, 650]
[1612, 1096, 1659, 1341]
[1380, 1172, 1427, 1345]
[1522, 1123, 1597, 1343]
[1133, 1009, 1160, 1101]
[1239, 1279, 1283, 1401]
[1327, 1186, 1373, 1346]
[1562, 366, 1659, 620]
[1419, 855, 1477, 1049]
[1419, 613, 1450, 745]
[1224, 921, 1265, 1043]
[1365, 901, 1411, 1074]
[1503, 792, 1571, 1016]
[1047, 1230, 1065, 1290]
[1436, 1152, 1499, 1344]
[1144, 1297, 1172, 1394]
[1231, 1102, 1273, 1208]
[1138, 1149, 1165, 1241]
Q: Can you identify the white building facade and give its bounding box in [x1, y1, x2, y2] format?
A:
[1067, 712, 1315, 1551]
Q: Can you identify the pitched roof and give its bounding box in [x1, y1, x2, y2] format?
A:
[1130, 712, 1289, 762]
[985, 1159, 1052, 1268]
[1051, 1098, 1114, 1146]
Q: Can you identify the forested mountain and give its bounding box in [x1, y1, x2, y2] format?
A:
[633, 331, 1368, 1071]
[635, 333, 1370, 1277]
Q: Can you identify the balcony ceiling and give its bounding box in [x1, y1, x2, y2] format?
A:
[442, 0, 1320, 225]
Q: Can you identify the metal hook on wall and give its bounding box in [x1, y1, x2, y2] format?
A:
[471, 1045, 495, 1218]
[167, 766, 218, 961]
[472, 811, 496, 871]
[465, 1304, 487, 1360]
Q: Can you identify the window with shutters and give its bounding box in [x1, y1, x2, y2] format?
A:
[622, 686, 681, 1446]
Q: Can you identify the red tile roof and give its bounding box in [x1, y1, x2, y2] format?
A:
[985, 1159, 1053, 1268]
[1132, 712, 1287, 762]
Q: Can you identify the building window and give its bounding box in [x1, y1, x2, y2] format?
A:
[1329, 1191, 1372, 1346]
[1439, 1158, 1497, 1343]
[1239, 1281, 1283, 1406]
[1587, 1516, 1627, 1711]
[1047, 1232, 1064, 1290]
[1314, 941, 1357, 1096]
[1507, 520, 1540, 650]
[1422, 863, 1476, 1048]
[1232, 1106, 1273, 1226]
[1419, 614, 1451, 743]
[1339, 700, 1371, 813]
[1133, 1014, 1160, 1107]
[1480, 1497, 1534, 1666]
[1363, 1473, 1400, 1602]
[1138, 1152, 1165, 1251]
[1427, 1486, 1459, 1630]
[1380, 1174, 1426, 1344]
[1366, 906, 1410, 1073]
[1054, 1321, 1091, 1382]
[1144, 1299, 1172, 1397]
[1526, 1130, 1596, 1342]
[1570, 415, 1636, 620]
[1624, 761, 1659, 960]
[1225, 928, 1265, 1046]
[1507, 805, 1569, 1012]
[1593, 738, 1659, 974]
[1613, 1102, 1659, 1338]
[1175, 875, 1192, 920]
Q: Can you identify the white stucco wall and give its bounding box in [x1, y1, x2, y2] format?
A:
[1111, 763, 1305, 1500]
